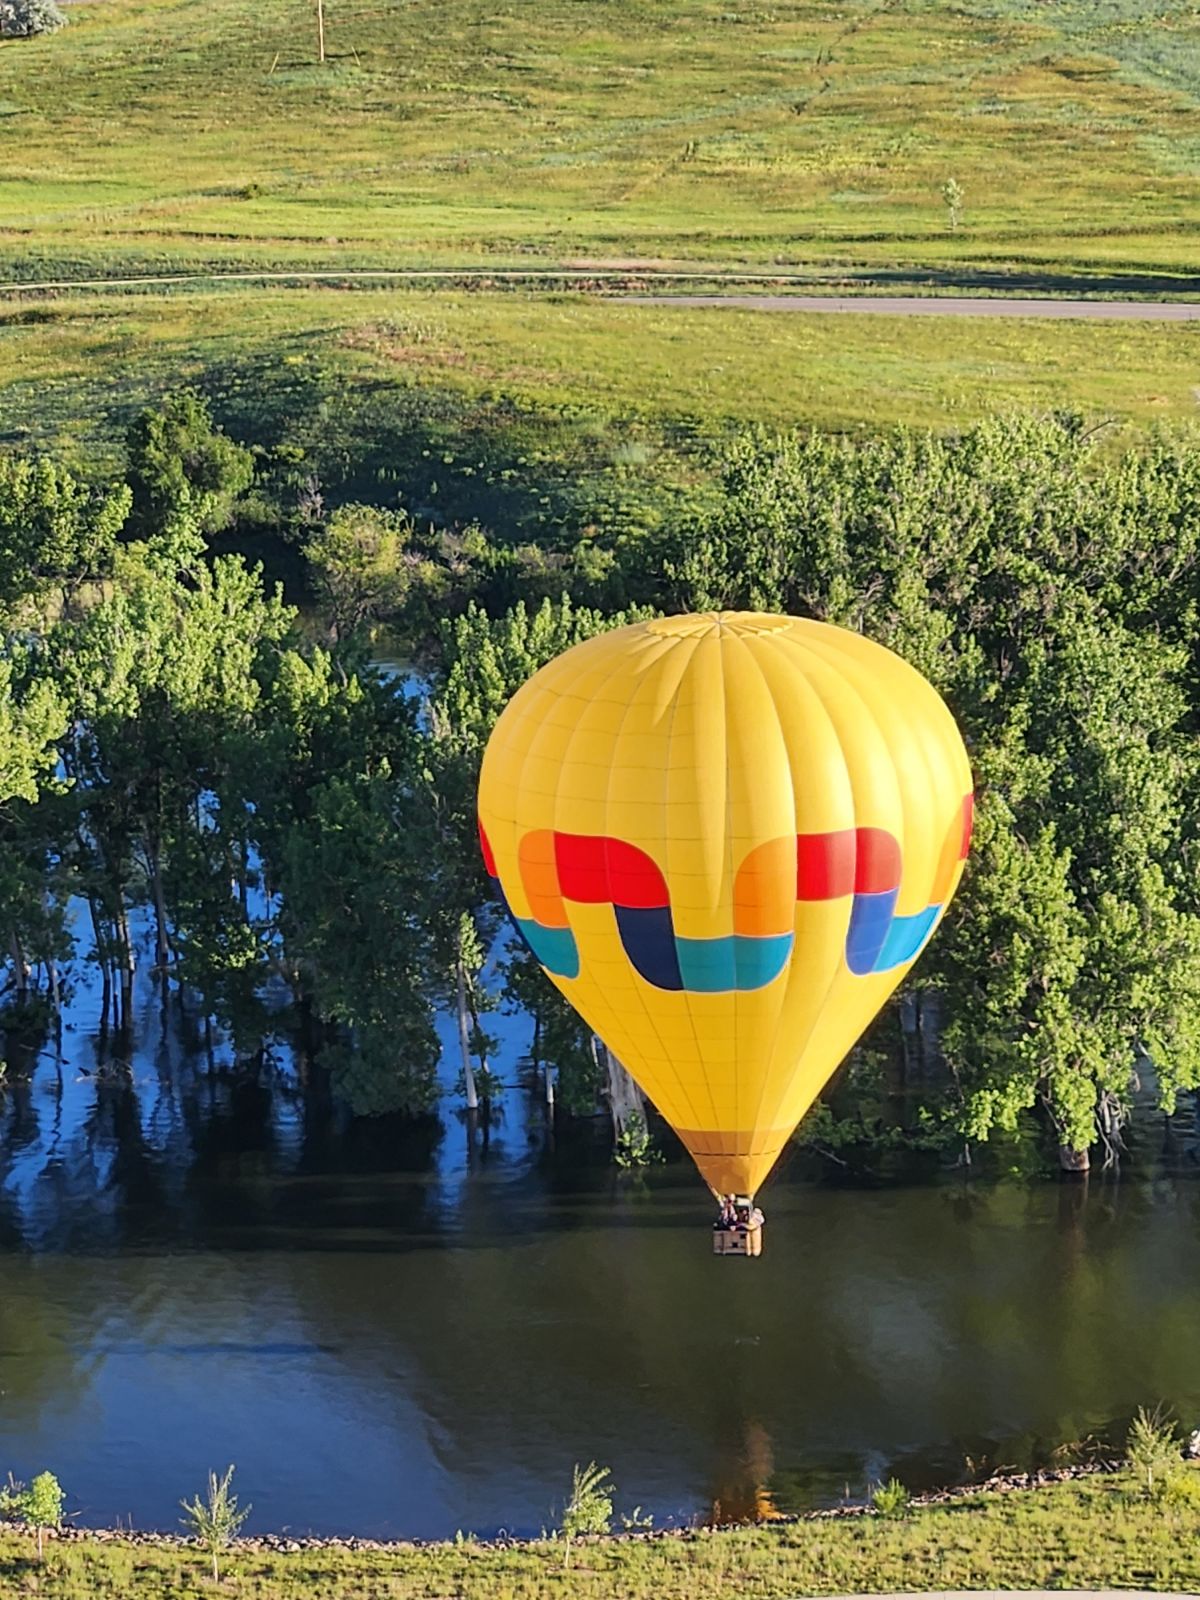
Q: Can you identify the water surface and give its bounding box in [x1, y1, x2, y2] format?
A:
[2, 951, 1200, 1538]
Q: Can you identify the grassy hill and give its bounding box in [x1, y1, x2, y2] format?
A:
[4, 288, 1200, 472]
[2, 0, 1198, 289]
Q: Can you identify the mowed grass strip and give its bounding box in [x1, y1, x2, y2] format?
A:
[1, 290, 1197, 463]
[0, 0, 1197, 283]
[2, 1478, 1199, 1599]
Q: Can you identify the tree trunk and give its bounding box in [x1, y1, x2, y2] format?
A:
[595, 1037, 644, 1136]
[1058, 1143, 1090, 1173]
[115, 901, 135, 1028]
[9, 931, 28, 999]
[150, 840, 171, 974]
[456, 959, 479, 1110]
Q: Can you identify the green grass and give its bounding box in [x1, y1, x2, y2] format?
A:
[1, 0, 1198, 289]
[1, 290, 1196, 474]
[3, 1478, 1200, 1598]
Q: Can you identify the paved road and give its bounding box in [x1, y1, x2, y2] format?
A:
[625, 294, 1200, 320]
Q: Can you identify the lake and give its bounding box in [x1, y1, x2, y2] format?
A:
[2, 935, 1200, 1540]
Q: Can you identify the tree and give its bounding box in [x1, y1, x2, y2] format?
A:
[48, 528, 290, 1023]
[0, 654, 64, 807]
[0, 455, 127, 616]
[306, 503, 441, 642]
[559, 1462, 614, 1569]
[424, 599, 646, 1113]
[276, 766, 440, 1114]
[664, 418, 1200, 1167]
[125, 389, 254, 539]
[180, 1465, 250, 1583]
[20, 1471, 64, 1559]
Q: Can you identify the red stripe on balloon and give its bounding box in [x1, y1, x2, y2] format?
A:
[854, 828, 901, 894]
[478, 818, 497, 877]
[604, 838, 671, 909]
[960, 793, 975, 858]
[796, 831, 856, 899]
[554, 833, 671, 910]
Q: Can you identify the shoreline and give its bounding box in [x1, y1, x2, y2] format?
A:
[4, 1463, 1200, 1599]
[30, 1462, 1125, 1552]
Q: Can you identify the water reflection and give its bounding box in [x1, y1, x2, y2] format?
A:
[3, 934, 1200, 1538]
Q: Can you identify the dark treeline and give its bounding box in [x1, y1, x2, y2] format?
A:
[3, 393, 1200, 1172]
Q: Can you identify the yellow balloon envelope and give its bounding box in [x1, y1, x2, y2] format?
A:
[477, 613, 972, 1199]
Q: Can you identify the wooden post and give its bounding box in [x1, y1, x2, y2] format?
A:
[316, 0, 325, 62]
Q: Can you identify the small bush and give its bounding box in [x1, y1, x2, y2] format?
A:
[871, 1477, 911, 1519]
[614, 1111, 663, 1168]
[0, 0, 67, 38]
[180, 1465, 251, 1583]
[23, 1472, 63, 1558]
[0, 1471, 64, 1557]
[1127, 1406, 1184, 1500]
[560, 1461, 614, 1568]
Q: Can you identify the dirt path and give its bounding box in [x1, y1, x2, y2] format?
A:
[0, 268, 1197, 318]
[624, 294, 1200, 319]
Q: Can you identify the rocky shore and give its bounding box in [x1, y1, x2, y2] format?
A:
[43, 1461, 1123, 1555]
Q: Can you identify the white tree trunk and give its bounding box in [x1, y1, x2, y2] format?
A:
[594, 1036, 644, 1135]
[456, 959, 479, 1111]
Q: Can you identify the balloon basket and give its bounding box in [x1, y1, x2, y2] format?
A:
[712, 1221, 763, 1258]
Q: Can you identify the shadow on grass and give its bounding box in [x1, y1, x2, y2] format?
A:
[833, 265, 1200, 298]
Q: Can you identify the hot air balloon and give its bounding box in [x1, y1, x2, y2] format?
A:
[477, 613, 972, 1249]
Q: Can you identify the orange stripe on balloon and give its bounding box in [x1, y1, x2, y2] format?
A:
[930, 809, 963, 904]
[734, 837, 797, 936]
[518, 829, 570, 928]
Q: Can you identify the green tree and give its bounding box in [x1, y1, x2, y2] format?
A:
[306, 503, 443, 642]
[424, 598, 647, 1110]
[0, 655, 63, 808]
[0, 455, 127, 616]
[277, 765, 440, 1114]
[180, 1465, 250, 1583]
[559, 1462, 614, 1570]
[20, 1471, 64, 1559]
[125, 389, 254, 539]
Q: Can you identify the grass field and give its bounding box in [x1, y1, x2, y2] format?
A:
[1, 0, 1198, 288]
[3, 289, 1198, 470]
[2, 1478, 1200, 1599]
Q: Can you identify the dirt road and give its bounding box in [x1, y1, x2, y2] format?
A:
[624, 294, 1200, 319]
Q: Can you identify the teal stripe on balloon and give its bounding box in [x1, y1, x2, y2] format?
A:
[515, 918, 580, 980]
[873, 905, 940, 972]
[676, 933, 793, 993]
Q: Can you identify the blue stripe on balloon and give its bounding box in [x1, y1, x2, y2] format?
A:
[845, 888, 899, 975]
[873, 904, 940, 972]
[615, 905, 683, 990]
[514, 917, 580, 980]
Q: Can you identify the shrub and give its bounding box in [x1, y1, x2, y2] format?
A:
[0, 0, 67, 38]
[22, 1472, 63, 1558]
[871, 1477, 911, 1519]
[614, 1111, 663, 1168]
[0, 1471, 65, 1558]
[1127, 1406, 1184, 1500]
[560, 1461, 614, 1568]
[180, 1465, 251, 1582]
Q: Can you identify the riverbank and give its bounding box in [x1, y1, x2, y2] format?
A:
[3, 1473, 1199, 1599]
